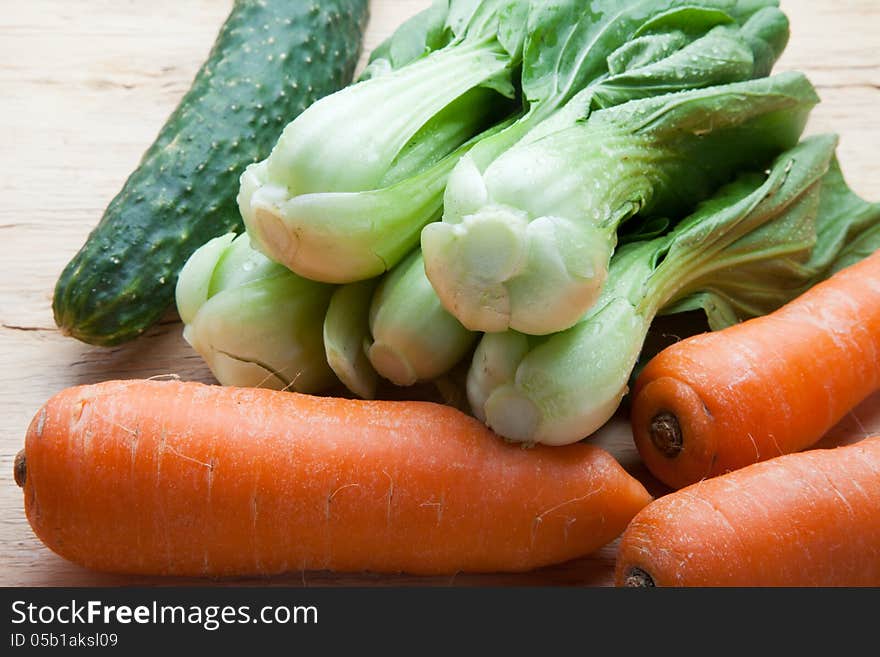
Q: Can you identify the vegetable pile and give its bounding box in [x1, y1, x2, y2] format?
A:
[182, 0, 880, 442]
[25, 0, 880, 584]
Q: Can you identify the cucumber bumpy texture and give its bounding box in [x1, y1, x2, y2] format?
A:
[53, 0, 370, 346]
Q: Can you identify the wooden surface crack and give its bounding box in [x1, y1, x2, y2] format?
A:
[1, 323, 56, 332]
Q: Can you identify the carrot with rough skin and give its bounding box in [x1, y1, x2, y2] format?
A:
[631, 249, 880, 490]
[17, 379, 651, 577]
[616, 437, 880, 587]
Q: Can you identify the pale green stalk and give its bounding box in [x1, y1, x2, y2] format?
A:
[176, 233, 335, 392]
[366, 250, 476, 386]
[323, 280, 380, 399]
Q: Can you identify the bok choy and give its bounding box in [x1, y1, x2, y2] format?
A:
[468, 134, 880, 446]
[176, 233, 335, 392]
[332, 0, 792, 392]
[424, 46, 808, 337]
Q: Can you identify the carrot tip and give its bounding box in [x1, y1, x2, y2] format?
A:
[623, 567, 655, 588]
[14, 450, 26, 488]
[649, 412, 683, 458]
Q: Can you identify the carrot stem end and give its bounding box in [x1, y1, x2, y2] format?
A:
[649, 412, 683, 458]
[14, 450, 26, 488]
[623, 567, 656, 587]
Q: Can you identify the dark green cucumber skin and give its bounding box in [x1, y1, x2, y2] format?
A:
[53, 0, 369, 346]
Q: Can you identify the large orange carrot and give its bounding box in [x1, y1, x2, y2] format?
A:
[616, 437, 880, 587]
[17, 379, 651, 577]
[631, 249, 880, 490]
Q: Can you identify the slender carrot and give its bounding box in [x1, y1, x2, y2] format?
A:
[18, 379, 651, 577]
[630, 249, 880, 490]
[616, 437, 880, 587]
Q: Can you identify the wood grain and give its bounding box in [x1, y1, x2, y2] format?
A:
[1, 0, 879, 587]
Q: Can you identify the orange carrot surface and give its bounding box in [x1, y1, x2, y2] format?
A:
[631, 249, 880, 490]
[616, 437, 880, 587]
[18, 380, 651, 577]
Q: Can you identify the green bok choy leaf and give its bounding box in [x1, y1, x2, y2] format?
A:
[462, 0, 788, 173]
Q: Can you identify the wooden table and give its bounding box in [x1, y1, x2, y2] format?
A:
[2, 0, 879, 587]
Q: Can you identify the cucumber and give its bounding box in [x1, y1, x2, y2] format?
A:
[53, 0, 369, 346]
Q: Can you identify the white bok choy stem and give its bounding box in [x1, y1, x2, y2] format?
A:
[367, 250, 477, 387]
[323, 279, 381, 399]
[176, 233, 335, 392]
